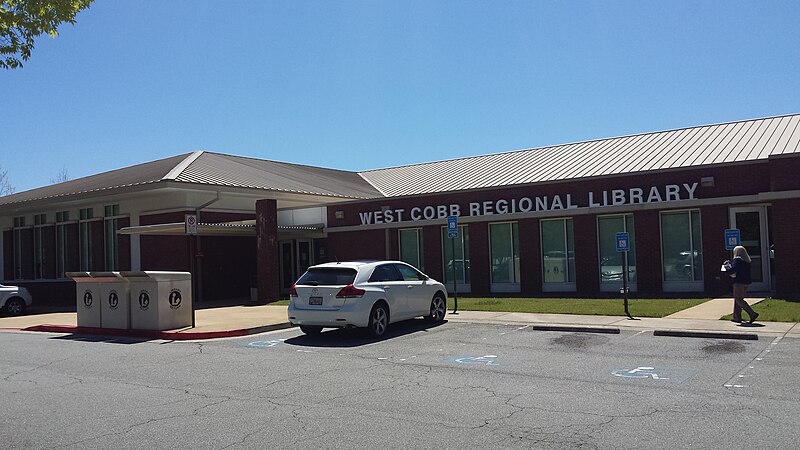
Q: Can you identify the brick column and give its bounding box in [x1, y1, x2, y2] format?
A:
[256, 199, 280, 303]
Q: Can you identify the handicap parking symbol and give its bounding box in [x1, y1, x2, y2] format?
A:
[449, 355, 500, 366]
[612, 366, 668, 380]
[244, 339, 286, 349]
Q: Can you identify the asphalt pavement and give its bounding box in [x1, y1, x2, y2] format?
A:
[1, 296, 798, 340]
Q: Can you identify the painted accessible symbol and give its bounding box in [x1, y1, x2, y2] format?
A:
[449, 355, 500, 366]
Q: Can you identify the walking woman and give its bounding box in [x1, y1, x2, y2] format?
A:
[726, 245, 759, 324]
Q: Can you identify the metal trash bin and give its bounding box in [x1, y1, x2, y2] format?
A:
[67, 272, 101, 328]
[123, 271, 192, 331]
[91, 272, 130, 330]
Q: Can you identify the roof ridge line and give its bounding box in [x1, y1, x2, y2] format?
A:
[164, 150, 204, 180]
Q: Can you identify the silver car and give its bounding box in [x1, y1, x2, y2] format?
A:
[0, 284, 33, 316]
[288, 260, 448, 337]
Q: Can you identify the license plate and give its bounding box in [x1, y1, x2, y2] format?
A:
[309, 296, 323, 305]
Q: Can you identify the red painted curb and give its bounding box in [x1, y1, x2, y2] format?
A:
[20, 323, 291, 340]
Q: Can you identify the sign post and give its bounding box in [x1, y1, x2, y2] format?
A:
[186, 214, 198, 328]
[447, 215, 459, 314]
[616, 232, 634, 319]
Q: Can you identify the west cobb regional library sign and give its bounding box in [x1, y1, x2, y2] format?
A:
[357, 182, 700, 225]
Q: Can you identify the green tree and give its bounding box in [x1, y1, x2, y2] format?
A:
[1, 0, 93, 69]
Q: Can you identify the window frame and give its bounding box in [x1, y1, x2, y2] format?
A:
[398, 228, 424, 271]
[540, 217, 576, 292]
[596, 214, 637, 292]
[488, 221, 521, 293]
[660, 208, 704, 292]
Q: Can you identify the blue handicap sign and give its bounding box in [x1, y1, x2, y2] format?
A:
[724, 229, 740, 250]
[615, 232, 630, 252]
[447, 215, 459, 238]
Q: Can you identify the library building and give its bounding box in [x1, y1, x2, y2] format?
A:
[2, 114, 800, 307]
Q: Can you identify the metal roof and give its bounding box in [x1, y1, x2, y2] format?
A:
[0, 151, 382, 208]
[174, 152, 381, 199]
[3, 114, 799, 208]
[358, 114, 800, 197]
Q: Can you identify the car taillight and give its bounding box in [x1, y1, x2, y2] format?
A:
[289, 285, 298, 297]
[336, 284, 365, 298]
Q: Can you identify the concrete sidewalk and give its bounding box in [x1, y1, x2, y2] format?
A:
[1, 299, 798, 340]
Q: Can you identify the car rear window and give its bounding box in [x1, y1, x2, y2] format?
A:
[296, 268, 357, 286]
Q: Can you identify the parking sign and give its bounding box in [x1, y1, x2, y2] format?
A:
[615, 232, 629, 252]
[724, 229, 740, 250]
[447, 215, 459, 238]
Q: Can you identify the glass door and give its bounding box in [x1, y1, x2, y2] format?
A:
[280, 241, 296, 294]
[296, 239, 312, 277]
[730, 206, 771, 292]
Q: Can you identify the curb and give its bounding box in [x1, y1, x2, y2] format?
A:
[653, 329, 758, 340]
[527, 324, 621, 334]
[21, 323, 293, 341]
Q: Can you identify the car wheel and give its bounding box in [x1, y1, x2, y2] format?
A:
[4, 297, 26, 316]
[427, 294, 446, 323]
[299, 325, 322, 335]
[368, 302, 389, 337]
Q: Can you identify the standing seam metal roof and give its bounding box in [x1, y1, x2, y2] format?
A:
[357, 114, 800, 197]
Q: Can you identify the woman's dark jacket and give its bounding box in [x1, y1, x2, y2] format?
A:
[729, 257, 752, 285]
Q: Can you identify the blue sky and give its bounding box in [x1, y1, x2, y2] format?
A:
[2, 1, 799, 193]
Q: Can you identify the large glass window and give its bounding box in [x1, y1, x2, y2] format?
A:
[34, 213, 46, 279]
[13, 216, 25, 279]
[541, 218, 575, 285]
[490, 222, 520, 285]
[441, 225, 470, 285]
[104, 204, 120, 270]
[661, 210, 703, 282]
[56, 211, 69, 278]
[399, 228, 424, 270]
[598, 215, 636, 285]
[80, 208, 93, 271]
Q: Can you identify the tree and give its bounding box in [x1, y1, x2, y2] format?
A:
[50, 166, 69, 183]
[1, 0, 93, 69]
[0, 165, 14, 195]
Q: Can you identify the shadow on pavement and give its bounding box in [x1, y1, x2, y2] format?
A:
[737, 322, 766, 328]
[49, 334, 152, 345]
[285, 319, 448, 348]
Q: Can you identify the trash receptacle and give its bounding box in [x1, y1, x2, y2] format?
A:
[68, 272, 101, 328]
[123, 271, 192, 331]
[91, 272, 130, 330]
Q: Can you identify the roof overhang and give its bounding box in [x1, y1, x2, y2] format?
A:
[118, 220, 325, 237]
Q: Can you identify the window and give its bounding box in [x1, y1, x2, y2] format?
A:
[104, 204, 120, 271]
[541, 218, 575, 289]
[598, 215, 636, 288]
[79, 208, 93, 271]
[56, 211, 69, 278]
[395, 263, 426, 281]
[489, 222, 520, 289]
[441, 225, 470, 286]
[661, 210, 703, 285]
[368, 264, 403, 282]
[34, 213, 46, 278]
[13, 216, 26, 279]
[399, 228, 424, 270]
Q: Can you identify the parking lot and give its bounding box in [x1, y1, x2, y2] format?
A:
[2, 320, 800, 449]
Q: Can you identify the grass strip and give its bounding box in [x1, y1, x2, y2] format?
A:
[447, 297, 708, 318]
[720, 298, 800, 322]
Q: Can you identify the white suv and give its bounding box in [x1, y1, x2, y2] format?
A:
[0, 284, 33, 316]
[288, 261, 448, 337]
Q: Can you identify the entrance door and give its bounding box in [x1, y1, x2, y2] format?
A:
[280, 241, 296, 294]
[296, 239, 312, 277]
[730, 206, 771, 292]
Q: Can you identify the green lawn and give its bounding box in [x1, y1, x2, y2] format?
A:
[447, 297, 708, 318]
[721, 298, 800, 323]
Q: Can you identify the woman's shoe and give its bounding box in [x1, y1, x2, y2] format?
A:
[748, 312, 759, 324]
